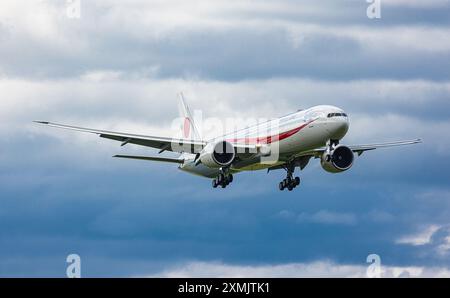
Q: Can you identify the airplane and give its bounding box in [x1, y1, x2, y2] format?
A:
[35, 94, 421, 191]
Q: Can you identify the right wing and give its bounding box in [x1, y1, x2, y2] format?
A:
[34, 121, 207, 154]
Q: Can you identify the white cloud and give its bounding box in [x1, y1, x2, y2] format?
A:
[297, 210, 357, 225]
[397, 224, 441, 246]
[397, 224, 450, 257]
[276, 209, 357, 225]
[0, 0, 88, 51]
[437, 236, 450, 255]
[1, 77, 448, 155]
[383, 0, 450, 8]
[1, 0, 449, 81]
[80, 70, 123, 82]
[149, 260, 450, 278]
[347, 113, 450, 156]
[2, 77, 448, 122]
[277, 209, 399, 225]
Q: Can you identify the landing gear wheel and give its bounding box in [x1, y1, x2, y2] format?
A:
[213, 169, 234, 189]
[278, 163, 302, 191]
[218, 173, 225, 184]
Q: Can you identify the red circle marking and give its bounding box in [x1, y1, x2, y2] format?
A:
[183, 118, 191, 138]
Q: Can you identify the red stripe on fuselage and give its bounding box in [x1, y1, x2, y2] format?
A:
[226, 119, 314, 145]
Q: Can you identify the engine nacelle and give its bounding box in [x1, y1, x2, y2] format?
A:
[321, 145, 354, 173]
[200, 141, 236, 168]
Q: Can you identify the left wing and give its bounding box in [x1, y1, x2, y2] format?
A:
[332, 138, 421, 156]
[34, 121, 207, 154]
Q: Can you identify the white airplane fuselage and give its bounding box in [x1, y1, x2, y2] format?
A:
[180, 105, 349, 178]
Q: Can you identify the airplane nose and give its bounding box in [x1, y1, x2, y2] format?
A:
[340, 118, 349, 132]
[328, 117, 349, 140]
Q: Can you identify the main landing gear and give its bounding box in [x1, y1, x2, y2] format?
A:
[278, 164, 301, 191]
[279, 176, 300, 191]
[212, 168, 234, 189]
[325, 139, 339, 162]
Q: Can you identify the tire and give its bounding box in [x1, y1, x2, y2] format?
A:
[228, 174, 233, 183]
[288, 185, 293, 191]
[212, 179, 218, 188]
[294, 177, 300, 186]
[218, 174, 224, 184]
[279, 182, 284, 191]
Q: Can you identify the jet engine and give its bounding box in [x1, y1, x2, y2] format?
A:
[199, 141, 236, 168]
[320, 145, 354, 173]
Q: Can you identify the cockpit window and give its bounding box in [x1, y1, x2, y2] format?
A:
[327, 113, 347, 118]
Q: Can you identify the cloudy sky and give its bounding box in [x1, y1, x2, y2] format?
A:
[1, 0, 450, 277]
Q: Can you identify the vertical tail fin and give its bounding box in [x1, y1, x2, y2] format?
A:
[178, 92, 201, 140]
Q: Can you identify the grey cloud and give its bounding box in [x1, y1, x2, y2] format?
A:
[2, 26, 449, 81]
[2, 78, 449, 129]
[0, 1, 449, 81]
[290, 210, 358, 225]
[1, 0, 450, 277]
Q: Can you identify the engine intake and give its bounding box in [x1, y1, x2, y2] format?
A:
[321, 145, 354, 173]
[200, 141, 236, 168]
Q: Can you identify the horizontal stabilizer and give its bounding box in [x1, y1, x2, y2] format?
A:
[113, 155, 185, 164]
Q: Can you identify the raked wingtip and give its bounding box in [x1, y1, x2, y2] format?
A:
[33, 121, 50, 125]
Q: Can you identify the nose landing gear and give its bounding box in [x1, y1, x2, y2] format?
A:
[325, 139, 339, 162]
